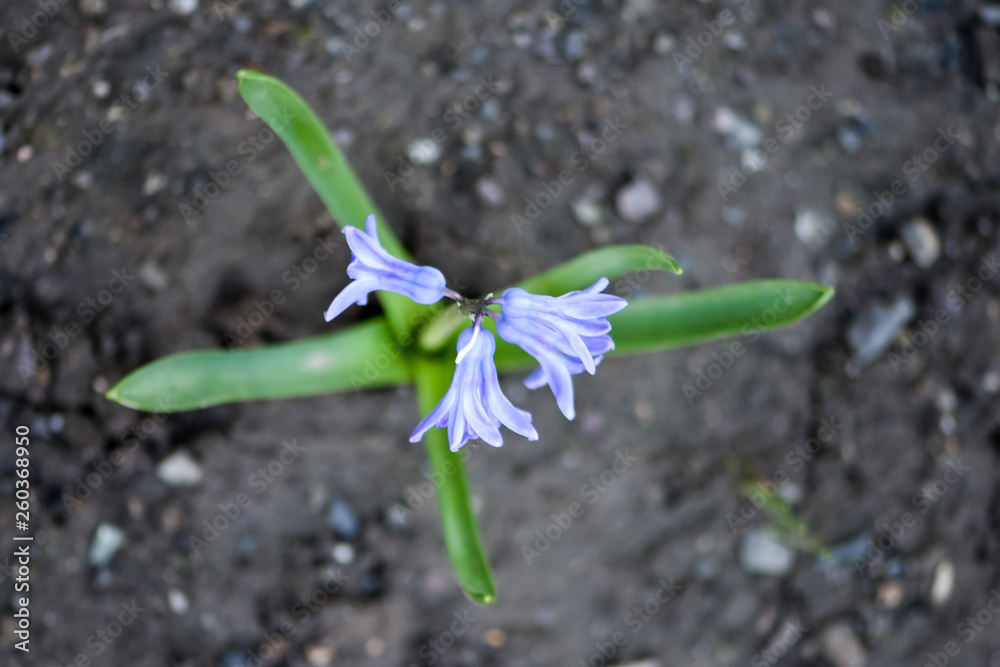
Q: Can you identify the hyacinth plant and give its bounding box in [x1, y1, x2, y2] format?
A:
[106, 70, 834, 604]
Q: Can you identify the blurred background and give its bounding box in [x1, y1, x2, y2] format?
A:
[2, 0, 1000, 665]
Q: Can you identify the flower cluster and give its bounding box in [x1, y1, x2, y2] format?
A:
[325, 215, 628, 451]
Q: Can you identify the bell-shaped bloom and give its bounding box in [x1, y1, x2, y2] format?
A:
[324, 214, 447, 322]
[410, 327, 538, 452]
[495, 278, 627, 420]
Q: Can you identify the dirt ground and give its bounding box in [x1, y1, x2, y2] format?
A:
[2, 0, 1000, 665]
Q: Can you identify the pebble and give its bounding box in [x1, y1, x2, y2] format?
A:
[877, 581, 903, 609]
[712, 107, 763, 149]
[564, 31, 586, 60]
[326, 499, 360, 540]
[156, 450, 203, 487]
[900, 217, 941, 268]
[91, 80, 111, 99]
[615, 179, 661, 223]
[931, 559, 955, 605]
[168, 0, 198, 15]
[81, 0, 108, 14]
[142, 172, 168, 196]
[331, 543, 355, 565]
[837, 125, 863, 154]
[820, 622, 866, 667]
[846, 296, 915, 364]
[407, 138, 441, 165]
[221, 651, 248, 667]
[740, 528, 796, 576]
[167, 588, 189, 614]
[475, 176, 506, 207]
[982, 371, 1000, 393]
[305, 644, 334, 666]
[571, 199, 603, 226]
[794, 208, 833, 249]
[653, 32, 676, 54]
[89, 523, 126, 568]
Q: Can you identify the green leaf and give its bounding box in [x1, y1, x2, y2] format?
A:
[418, 244, 682, 354]
[412, 357, 497, 605]
[236, 69, 424, 336]
[106, 318, 410, 412]
[513, 244, 681, 294]
[492, 280, 834, 372]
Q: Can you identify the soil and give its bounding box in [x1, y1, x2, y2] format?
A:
[2, 0, 1000, 666]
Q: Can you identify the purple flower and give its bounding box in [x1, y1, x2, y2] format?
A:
[410, 327, 538, 452]
[495, 278, 627, 420]
[324, 214, 447, 322]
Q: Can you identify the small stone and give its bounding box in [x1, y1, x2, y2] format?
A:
[712, 107, 763, 149]
[483, 628, 507, 648]
[91, 80, 111, 98]
[167, 588, 189, 614]
[653, 32, 676, 54]
[326, 499, 360, 540]
[156, 451, 203, 487]
[17, 145, 33, 163]
[622, 0, 656, 21]
[331, 543, 355, 565]
[407, 138, 441, 165]
[721, 206, 746, 227]
[837, 125, 863, 154]
[982, 371, 1000, 393]
[820, 622, 866, 667]
[722, 31, 747, 50]
[900, 217, 941, 268]
[571, 199, 603, 226]
[475, 177, 506, 207]
[740, 528, 796, 576]
[81, 0, 108, 14]
[168, 0, 198, 15]
[980, 5, 1000, 26]
[564, 31, 586, 60]
[305, 644, 334, 666]
[846, 297, 916, 364]
[615, 179, 662, 223]
[794, 208, 833, 249]
[143, 172, 168, 196]
[140, 262, 170, 291]
[931, 559, 955, 605]
[89, 524, 126, 568]
[877, 581, 903, 609]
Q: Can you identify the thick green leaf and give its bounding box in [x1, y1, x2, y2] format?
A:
[418, 244, 681, 354]
[493, 280, 834, 372]
[107, 318, 410, 412]
[514, 244, 681, 294]
[236, 69, 424, 336]
[413, 357, 497, 604]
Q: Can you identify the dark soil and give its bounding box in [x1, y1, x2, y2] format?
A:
[2, 0, 1000, 666]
